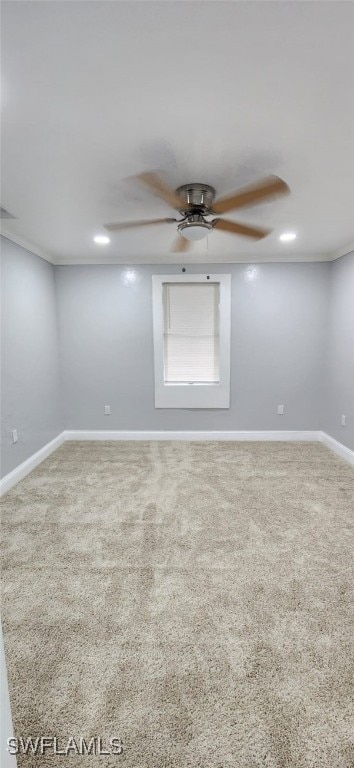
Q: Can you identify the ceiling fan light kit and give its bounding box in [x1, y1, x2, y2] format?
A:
[178, 215, 212, 241]
[104, 172, 290, 252]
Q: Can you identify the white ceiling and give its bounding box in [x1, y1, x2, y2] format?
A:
[1, 1, 354, 265]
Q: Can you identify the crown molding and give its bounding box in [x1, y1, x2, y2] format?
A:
[53, 252, 332, 266]
[1, 226, 352, 266]
[329, 240, 354, 261]
[0, 228, 55, 264]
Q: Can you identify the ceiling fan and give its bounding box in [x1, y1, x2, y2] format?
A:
[104, 172, 290, 252]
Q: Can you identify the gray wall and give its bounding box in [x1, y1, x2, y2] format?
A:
[324, 251, 354, 451]
[2, 243, 352, 475]
[0, 237, 63, 477]
[55, 262, 329, 432]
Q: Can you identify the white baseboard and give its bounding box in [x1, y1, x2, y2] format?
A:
[0, 432, 66, 497]
[64, 429, 320, 442]
[319, 431, 354, 466]
[1, 429, 352, 496]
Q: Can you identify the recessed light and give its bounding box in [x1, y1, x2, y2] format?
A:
[94, 235, 110, 245]
[279, 232, 296, 242]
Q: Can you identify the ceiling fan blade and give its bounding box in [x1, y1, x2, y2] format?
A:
[171, 235, 192, 253]
[213, 176, 289, 214]
[104, 217, 176, 232]
[136, 171, 185, 210]
[213, 218, 271, 240]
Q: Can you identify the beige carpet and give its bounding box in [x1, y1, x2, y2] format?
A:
[1, 441, 354, 767]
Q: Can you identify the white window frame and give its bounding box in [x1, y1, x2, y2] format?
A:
[152, 273, 231, 409]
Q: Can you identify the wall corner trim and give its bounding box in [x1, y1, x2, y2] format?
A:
[319, 431, 354, 466]
[1, 429, 352, 496]
[0, 432, 66, 497]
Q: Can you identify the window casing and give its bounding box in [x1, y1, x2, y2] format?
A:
[152, 274, 231, 409]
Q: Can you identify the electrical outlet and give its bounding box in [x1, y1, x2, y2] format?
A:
[277, 405, 284, 415]
[12, 429, 18, 444]
[104, 405, 111, 415]
[341, 414, 346, 427]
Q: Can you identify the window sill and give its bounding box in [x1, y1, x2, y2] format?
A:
[164, 382, 219, 386]
[155, 383, 230, 409]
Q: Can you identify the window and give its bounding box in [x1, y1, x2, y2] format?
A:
[152, 274, 231, 408]
[163, 282, 220, 384]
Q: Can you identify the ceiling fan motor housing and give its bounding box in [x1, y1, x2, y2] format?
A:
[176, 183, 216, 214]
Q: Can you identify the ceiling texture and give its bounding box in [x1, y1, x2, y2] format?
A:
[1, 1, 354, 265]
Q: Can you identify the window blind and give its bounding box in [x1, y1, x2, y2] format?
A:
[163, 282, 220, 383]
